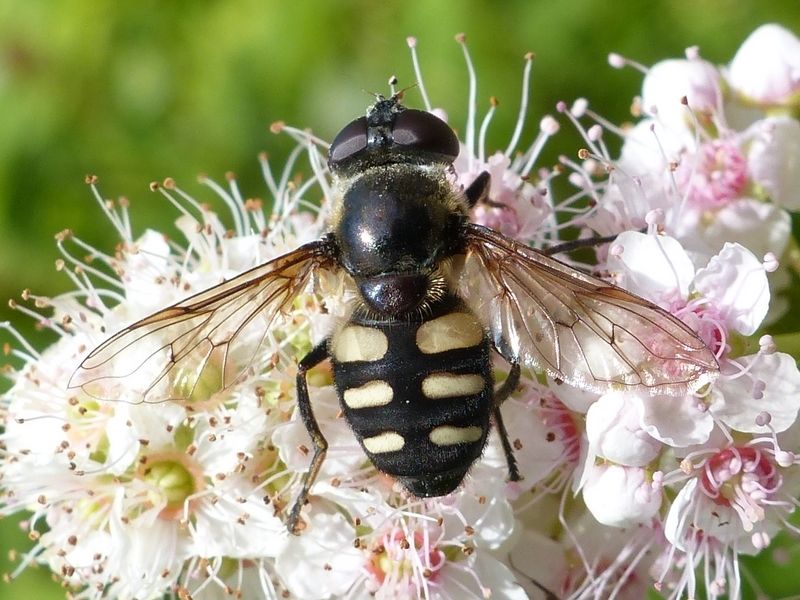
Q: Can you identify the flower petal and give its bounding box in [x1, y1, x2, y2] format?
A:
[727, 24, 800, 106]
[582, 463, 662, 527]
[713, 352, 800, 433]
[607, 231, 695, 304]
[747, 116, 800, 210]
[639, 393, 713, 447]
[642, 58, 722, 132]
[694, 242, 769, 335]
[586, 392, 661, 466]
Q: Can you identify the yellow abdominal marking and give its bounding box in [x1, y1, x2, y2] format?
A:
[343, 380, 394, 409]
[421, 373, 485, 399]
[429, 425, 483, 446]
[416, 312, 484, 354]
[333, 325, 388, 362]
[363, 431, 405, 454]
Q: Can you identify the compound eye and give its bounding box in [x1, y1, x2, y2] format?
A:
[328, 117, 368, 167]
[392, 109, 460, 161]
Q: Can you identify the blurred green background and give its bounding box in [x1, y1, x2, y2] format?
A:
[1, 1, 799, 598]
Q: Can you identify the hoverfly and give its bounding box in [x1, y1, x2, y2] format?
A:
[71, 93, 719, 533]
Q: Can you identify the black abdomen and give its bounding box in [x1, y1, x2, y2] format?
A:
[330, 295, 492, 497]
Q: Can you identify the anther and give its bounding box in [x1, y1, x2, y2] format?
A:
[759, 335, 776, 355]
[763, 252, 779, 272]
[754, 410, 770, 426]
[776, 450, 795, 467]
[540, 115, 559, 135]
[570, 98, 588, 117]
[607, 53, 625, 69]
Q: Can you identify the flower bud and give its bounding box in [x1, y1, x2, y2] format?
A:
[583, 463, 662, 527]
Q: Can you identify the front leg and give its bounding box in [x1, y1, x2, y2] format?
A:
[542, 229, 646, 257]
[286, 339, 330, 534]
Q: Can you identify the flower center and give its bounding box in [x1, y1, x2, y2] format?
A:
[366, 528, 445, 589]
[541, 395, 582, 464]
[679, 140, 747, 208]
[139, 454, 200, 518]
[699, 446, 780, 527]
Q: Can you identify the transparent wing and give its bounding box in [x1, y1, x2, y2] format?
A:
[460, 224, 719, 395]
[70, 238, 337, 403]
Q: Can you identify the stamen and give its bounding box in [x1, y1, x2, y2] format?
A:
[0, 321, 41, 361]
[224, 173, 249, 236]
[606, 52, 649, 74]
[520, 117, 560, 177]
[455, 33, 477, 171]
[151, 181, 199, 224]
[8, 299, 66, 337]
[504, 52, 535, 157]
[477, 96, 497, 165]
[85, 177, 132, 243]
[582, 105, 629, 138]
[775, 450, 795, 468]
[406, 36, 432, 111]
[257, 152, 281, 205]
[55, 240, 123, 293]
[557, 101, 609, 161]
[64, 234, 117, 267]
[272, 122, 330, 150]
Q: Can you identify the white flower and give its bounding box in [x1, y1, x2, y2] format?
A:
[746, 116, 800, 210]
[641, 55, 722, 132]
[509, 514, 660, 600]
[692, 241, 770, 336]
[277, 512, 364, 599]
[354, 509, 524, 600]
[462, 151, 552, 242]
[4, 27, 800, 600]
[727, 23, 800, 108]
[712, 351, 800, 434]
[637, 391, 714, 448]
[1, 157, 331, 598]
[585, 392, 661, 466]
[574, 42, 799, 267]
[582, 463, 662, 527]
[608, 231, 800, 438]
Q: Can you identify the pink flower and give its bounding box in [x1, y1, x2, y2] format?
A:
[675, 139, 748, 208]
[659, 435, 799, 600]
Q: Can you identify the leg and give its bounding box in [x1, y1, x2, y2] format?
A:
[493, 361, 522, 482]
[542, 232, 621, 256]
[494, 361, 520, 406]
[465, 171, 490, 207]
[286, 339, 330, 534]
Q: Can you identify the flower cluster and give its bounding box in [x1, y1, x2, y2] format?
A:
[2, 24, 800, 600]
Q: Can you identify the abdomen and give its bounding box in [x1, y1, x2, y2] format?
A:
[330, 295, 492, 497]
